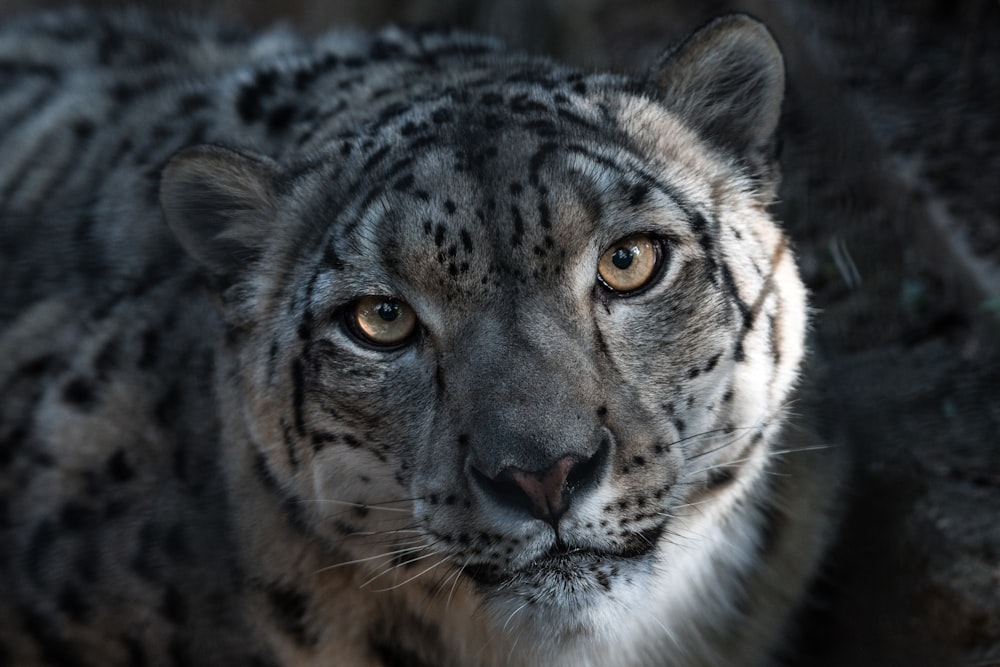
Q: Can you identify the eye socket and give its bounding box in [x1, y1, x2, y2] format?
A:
[596, 233, 665, 294]
[347, 296, 418, 348]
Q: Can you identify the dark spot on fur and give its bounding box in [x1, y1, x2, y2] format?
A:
[253, 453, 280, 492]
[58, 583, 90, 622]
[510, 204, 524, 245]
[628, 182, 650, 207]
[722, 388, 734, 403]
[62, 377, 96, 408]
[393, 173, 414, 191]
[236, 69, 278, 123]
[688, 366, 701, 379]
[75, 540, 101, 583]
[59, 502, 98, 531]
[154, 384, 183, 428]
[132, 522, 160, 581]
[297, 310, 314, 341]
[343, 434, 362, 449]
[266, 103, 296, 134]
[268, 586, 314, 646]
[121, 635, 148, 667]
[704, 353, 722, 373]
[138, 329, 159, 368]
[757, 498, 785, 558]
[311, 431, 337, 451]
[162, 585, 187, 623]
[94, 338, 118, 380]
[177, 92, 210, 115]
[708, 468, 735, 489]
[169, 636, 192, 667]
[25, 520, 56, 586]
[537, 201, 551, 229]
[106, 449, 135, 482]
[281, 418, 300, 468]
[165, 524, 191, 562]
[21, 608, 86, 667]
[291, 358, 306, 435]
[172, 442, 188, 485]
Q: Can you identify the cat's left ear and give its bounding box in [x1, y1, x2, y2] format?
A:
[160, 144, 281, 289]
[645, 14, 784, 172]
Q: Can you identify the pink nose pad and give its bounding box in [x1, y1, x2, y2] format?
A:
[499, 456, 577, 523]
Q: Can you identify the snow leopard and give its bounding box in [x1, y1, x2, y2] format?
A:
[0, 9, 841, 666]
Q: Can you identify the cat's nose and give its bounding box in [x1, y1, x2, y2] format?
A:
[471, 438, 610, 528]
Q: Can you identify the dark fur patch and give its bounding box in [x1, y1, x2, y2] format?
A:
[21, 608, 86, 667]
[162, 585, 187, 623]
[707, 468, 735, 489]
[131, 522, 160, 582]
[267, 586, 314, 646]
[121, 635, 149, 667]
[62, 377, 97, 408]
[368, 622, 438, 667]
[291, 358, 306, 435]
[25, 519, 57, 586]
[756, 497, 786, 558]
[58, 583, 91, 622]
[106, 449, 135, 482]
[59, 502, 99, 531]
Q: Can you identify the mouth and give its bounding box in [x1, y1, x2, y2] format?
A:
[463, 522, 666, 587]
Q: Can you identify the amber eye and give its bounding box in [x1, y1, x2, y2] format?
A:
[597, 233, 664, 294]
[348, 296, 418, 347]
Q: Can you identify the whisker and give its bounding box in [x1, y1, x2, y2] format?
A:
[672, 424, 759, 458]
[682, 425, 763, 462]
[502, 600, 531, 633]
[347, 525, 423, 537]
[360, 549, 442, 589]
[313, 543, 430, 575]
[689, 443, 832, 477]
[298, 499, 412, 513]
[369, 556, 450, 593]
[446, 557, 472, 608]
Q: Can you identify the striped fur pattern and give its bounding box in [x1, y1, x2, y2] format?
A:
[0, 9, 839, 667]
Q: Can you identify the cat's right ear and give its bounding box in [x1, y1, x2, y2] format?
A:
[160, 144, 280, 287]
[645, 14, 784, 176]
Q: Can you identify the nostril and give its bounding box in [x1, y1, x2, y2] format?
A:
[471, 465, 541, 518]
[566, 435, 610, 493]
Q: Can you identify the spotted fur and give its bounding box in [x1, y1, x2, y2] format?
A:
[0, 9, 840, 666]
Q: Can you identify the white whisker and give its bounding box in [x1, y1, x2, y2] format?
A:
[360, 549, 441, 589]
[370, 556, 449, 592]
[313, 543, 429, 575]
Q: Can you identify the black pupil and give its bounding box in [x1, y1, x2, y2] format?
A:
[612, 247, 634, 270]
[376, 302, 399, 322]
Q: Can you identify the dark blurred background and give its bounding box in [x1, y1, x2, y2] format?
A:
[1, 1, 998, 665]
